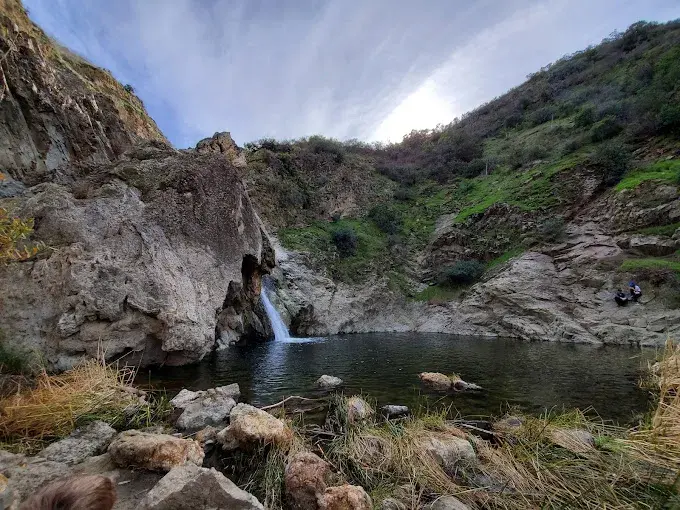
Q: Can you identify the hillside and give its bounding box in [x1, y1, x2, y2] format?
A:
[243, 20, 680, 344]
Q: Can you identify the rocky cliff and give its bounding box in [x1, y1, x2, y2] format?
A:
[0, 2, 274, 368]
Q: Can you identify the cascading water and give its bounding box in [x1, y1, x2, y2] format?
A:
[261, 288, 290, 342]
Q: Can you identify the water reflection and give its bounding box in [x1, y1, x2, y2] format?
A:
[142, 333, 655, 424]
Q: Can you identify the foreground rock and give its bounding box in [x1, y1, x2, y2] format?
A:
[550, 428, 595, 454]
[420, 433, 477, 473]
[108, 431, 204, 472]
[285, 452, 331, 510]
[347, 397, 373, 424]
[2, 457, 73, 507]
[140, 464, 263, 510]
[319, 484, 372, 510]
[37, 421, 116, 466]
[217, 404, 293, 451]
[171, 385, 240, 431]
[316, 375, 343, 390]
[381, 405, 409, 418]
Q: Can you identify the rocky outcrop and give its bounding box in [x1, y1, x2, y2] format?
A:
[140, 464, 264, 510]
[0, 0, 166, 187]
[0, 144, 275, 368]
[108, 431, 204, 472]
[217, 403, 293, 451]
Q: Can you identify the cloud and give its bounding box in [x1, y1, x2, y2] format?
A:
[24, 0, 680, 147]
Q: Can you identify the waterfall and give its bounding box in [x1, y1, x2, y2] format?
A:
[261, 288, 290, 342]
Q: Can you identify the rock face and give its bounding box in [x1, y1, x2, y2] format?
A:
[171, 384, 240, 432]
[318, 485, 372, 510]
[217, 403, 293, 451]
[140, 464, 264, 510]
[108, 431, 204, 472]
[316, 375, 343, 390]
[37, 421, 116, 466]
[285, 452, 331, 510]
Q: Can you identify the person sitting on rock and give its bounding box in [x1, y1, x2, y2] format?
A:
[614, 289, 629, 306]
[629, 281, 642, 302]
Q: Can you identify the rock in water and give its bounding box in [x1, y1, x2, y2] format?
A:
[170, 384, 240, 410]
[319, 484, 372, 510]
[285, 452, 331, 510]
[381, 405, 409, 418]
[347, 397, 373, 424]
[424, 496, 471, 510]
[37, 421, 117, 466]
[217, 404, 293, 450]
[140, 464, 263, 510]
[108, 431, 204, 472]
[316, 375, 343, 390]
[418, 373, 453, 392]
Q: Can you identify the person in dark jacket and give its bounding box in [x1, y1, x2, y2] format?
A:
[615, 289, 629, 306]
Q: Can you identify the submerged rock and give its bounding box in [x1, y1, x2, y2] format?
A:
[108, 431, 204, 472]
[140, 464, 263, 510]
[381, 405, 409, 418]
[217, 403, 293, 451]
[285, 452, 331, 510]
[319, 484, 372, 510]
[37, 421, 117, 466]
[316, 375, 344, 390]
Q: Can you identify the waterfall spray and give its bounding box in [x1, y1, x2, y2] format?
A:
[261, 287, 290, 342]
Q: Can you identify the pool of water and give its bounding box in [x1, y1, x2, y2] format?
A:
[141, 333, 656, 424]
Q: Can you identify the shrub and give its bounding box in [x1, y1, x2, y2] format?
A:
[574, 105, 596, 128]
[660, 104, 680, 133]
[368, 204, 402, 235]
[438, 260, 485, 286]
[0, 201, 42, 263]
[123, 84, 134, 93]
[393, 187, 415, 201]
[332, 228, 357, 257]
[307, 136, 346, 163]
[538, 217, 566, 242]
[590, 116, 623, 142]
[591, 141, 632, 186]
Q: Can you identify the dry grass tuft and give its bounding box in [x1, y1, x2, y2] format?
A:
[0, 359, 143, 445]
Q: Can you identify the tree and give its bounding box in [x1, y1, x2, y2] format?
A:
[332, 228, 358, 258]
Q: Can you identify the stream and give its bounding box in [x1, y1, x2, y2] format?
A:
[143, 332, 655, 424]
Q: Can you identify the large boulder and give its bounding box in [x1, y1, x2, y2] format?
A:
[318, 485, 372, 510]
[0, 145, 275, 370]
[171, 385, 240, 432]
[2, 458, 73, 507]
[37, 421, 117, 466]
[217, 404, 293, 451]
[108, 431, 204, 472]
[418, 373, 453, 392]
[140, 464, 263, 510]
[316, 375, 343, 390]
[285, 452, 331, 510]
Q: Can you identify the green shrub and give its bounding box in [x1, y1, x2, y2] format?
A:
[574, 105, 596, 128]
[123, 84, 134, 93]
[393, 187, 415, 201]
[368, 204, 402, 234]
[538, 217, 566, 242]
[590, 116, 623, 142]
[332, 228, 358, 257]
[591, 142, 631, 186]
[307, 136, 346, 163]
[438, 260, 485, 286]
[0, 341, 33, 374]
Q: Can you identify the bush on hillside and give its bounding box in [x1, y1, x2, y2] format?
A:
[393, 187, 415, 201]
[591, 141, 632, 186]
[590, 116, 623, 142]
[308, 136, 346, 163]
[538, 217, 566, 243]
[438, 260, 485, 286]
[574, 105, 596, 128]
[123, 84, 134, 93]
[368, 204, 402, 235]
[332, 228, 358, 258]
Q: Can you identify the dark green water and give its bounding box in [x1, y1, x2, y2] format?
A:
[142, 333, 656, 424]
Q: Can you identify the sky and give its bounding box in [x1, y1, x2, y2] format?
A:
[24, 0, 680, 148]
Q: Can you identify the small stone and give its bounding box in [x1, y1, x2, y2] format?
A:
[424, 495, 471, 510]
[140, 463, 263, 509]
[419, 434, 477, 473]
[316, 375, 343, 390]
[319, 484, 372, 510]
[217, 404, 293, 451]
[108, 431, 204, 472]
[418, 373, 452, 392]
[381, 497, 406, 510]
[347, 397, 373, 424]
[38, 421, 117, 466]
[381, 405, 409, 418]
[550, 429, 595, 454]
[285, 452, 331, 510]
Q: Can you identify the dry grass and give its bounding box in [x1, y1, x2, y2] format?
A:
[0, 359, 144, 447]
